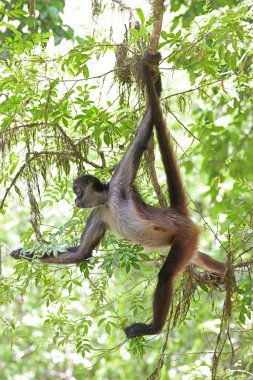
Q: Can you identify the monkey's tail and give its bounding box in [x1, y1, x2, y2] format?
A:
[142, 55, 189, 216]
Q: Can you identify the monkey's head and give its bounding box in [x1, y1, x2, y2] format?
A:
[73, 175, 109, 208]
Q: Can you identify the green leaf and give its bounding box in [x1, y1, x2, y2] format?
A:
[224, 50, 231, 63]
[82, 65, 89, 79]
[14, 0, 23, 9]
[218, 45, 224, 60]
[0, 21, 21, 35]
[231, 55, 236, 70]
[131, 262, 141, 270]
[205, 37, 213, 47]
[98, 318, 106, 327]
[135, 8, 145, 24]
[239, 310, 246, 324]
[204, 65, 216, 77]
[161, 31, 167, 40]
[129, 28, 139, 38]
[104, 131, 111, 146]
[9, 160, 19, 175]
[105, 323, 111, 334]
[198, 283, 209, 293]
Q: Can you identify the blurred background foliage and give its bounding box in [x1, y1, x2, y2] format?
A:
[0, 0, 253, 379]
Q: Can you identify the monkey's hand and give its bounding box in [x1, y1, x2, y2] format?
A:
[10, 248, 34, 260]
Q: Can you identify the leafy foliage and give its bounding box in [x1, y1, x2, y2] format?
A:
[1, 0, 253, 379]
[0, 0, 74, 48]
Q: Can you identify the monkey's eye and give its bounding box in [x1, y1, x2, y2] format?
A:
[75, 187, 82, 198]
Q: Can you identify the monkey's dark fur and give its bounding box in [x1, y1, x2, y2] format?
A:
[11, 52, 226, 338]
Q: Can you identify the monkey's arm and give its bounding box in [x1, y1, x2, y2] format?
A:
[112, 55, 162, 187]
[143, 52, 189, 216]
[111, 109, 154, 185]
[10, 209, 107, 264]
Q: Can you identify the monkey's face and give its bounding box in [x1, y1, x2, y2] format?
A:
[73, 175, 108, 208]
[74, 183, 106, 208]
[74, 183, 94, 208]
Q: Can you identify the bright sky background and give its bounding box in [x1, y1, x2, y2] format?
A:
[63, 0, 149, 39]
[44, 1, 191, 97]
[60, 1, 151, 78]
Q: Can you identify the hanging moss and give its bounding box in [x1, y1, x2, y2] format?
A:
[115, 43, 132, 85]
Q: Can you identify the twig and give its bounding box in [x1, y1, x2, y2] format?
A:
[234, 259, 253, 268]
[168, 108, 210, 148]
[35, 69, 115, 82]
[163, 73, 238, 101]
[111, 0, 135, 19]
[0, 151, 102, 209]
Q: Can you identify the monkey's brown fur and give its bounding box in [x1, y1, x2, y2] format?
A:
[11, 52, 226, 338]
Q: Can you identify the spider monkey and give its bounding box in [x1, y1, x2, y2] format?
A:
[11, 51, 226, 338]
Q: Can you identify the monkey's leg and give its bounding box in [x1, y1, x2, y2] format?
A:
[125, 230, 199, 338]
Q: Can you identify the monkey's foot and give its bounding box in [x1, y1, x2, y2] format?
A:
[124, 322, 161, 338]
[10, 248, 34, 260]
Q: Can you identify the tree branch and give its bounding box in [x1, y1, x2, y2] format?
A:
[0, 151, 102, 209]
[148, 0, 165, 54]
[234, 259, 253, 269]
